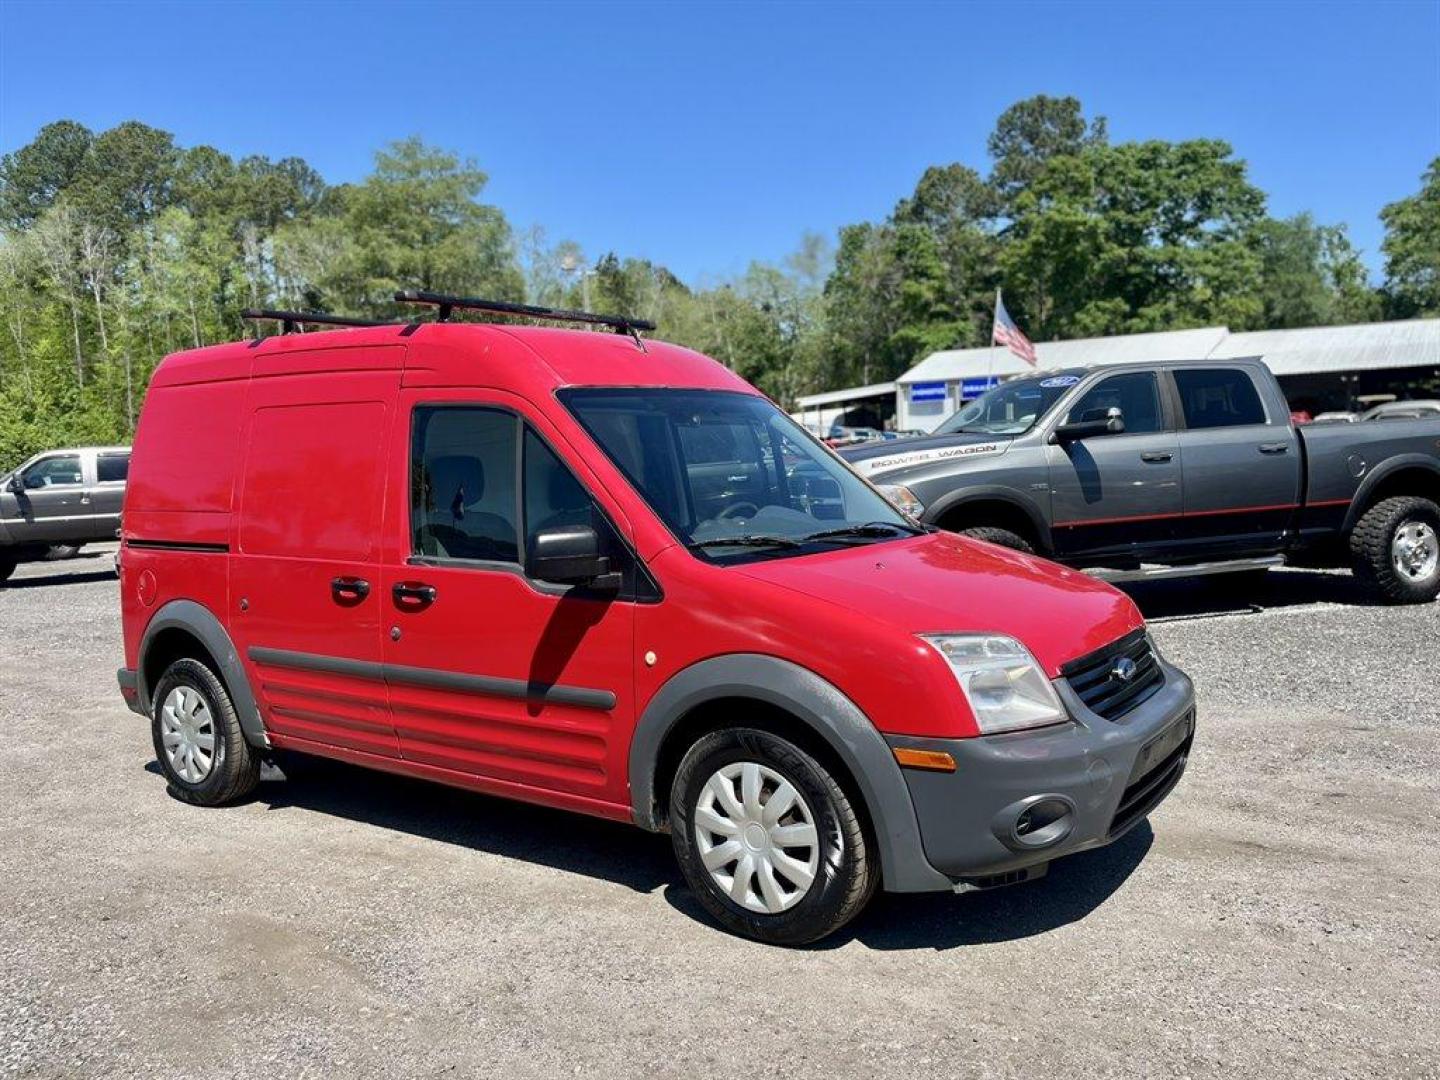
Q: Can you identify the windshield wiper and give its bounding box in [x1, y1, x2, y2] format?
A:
[688, 535, 802, 550]
[800, 521, 924, 543]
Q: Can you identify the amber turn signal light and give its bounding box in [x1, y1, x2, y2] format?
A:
[892, 747, 957, 772]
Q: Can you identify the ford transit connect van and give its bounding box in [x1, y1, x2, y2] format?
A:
[117, 296, 1195, 945]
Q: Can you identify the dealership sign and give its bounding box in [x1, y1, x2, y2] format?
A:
[960, 376, 1001, 397]
[908, 381, 947, 403]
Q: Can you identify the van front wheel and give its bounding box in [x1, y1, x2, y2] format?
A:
[150, 658, 260, 806]
[669, 728, 874, 946]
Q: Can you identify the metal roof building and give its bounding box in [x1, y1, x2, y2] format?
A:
[893, 318, 1440, 431]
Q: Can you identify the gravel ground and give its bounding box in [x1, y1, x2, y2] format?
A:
[1, 546, 1437, 1079]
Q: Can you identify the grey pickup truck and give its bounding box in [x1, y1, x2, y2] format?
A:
[841, 360, 1440, 604]
[1, 446, 130, 582]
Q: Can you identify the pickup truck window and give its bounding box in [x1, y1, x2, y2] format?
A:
[97, 453, 130, 483]
[1173, 369, 1268, 429]
[22, 455, 83, 488]
[1065, 373, 1163, 434]
[935, 371, 1085, 436]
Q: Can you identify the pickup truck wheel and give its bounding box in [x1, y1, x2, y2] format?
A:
[670, 728, 875, 946]
[959, 526, 1035, 554]
[0, 553, 16, 583]
[1349, 496, 1440, 604]
[150, 658, 261, 806]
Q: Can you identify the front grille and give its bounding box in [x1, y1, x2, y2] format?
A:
[1108, 734, 1191, 838]
[1062, 628, 1164, 720]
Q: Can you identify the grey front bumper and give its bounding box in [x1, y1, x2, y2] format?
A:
[886, 660, 1195, 885]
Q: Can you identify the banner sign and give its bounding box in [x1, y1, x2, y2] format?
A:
[908, 381, 947, 403]
[959, 376, 1001, 398]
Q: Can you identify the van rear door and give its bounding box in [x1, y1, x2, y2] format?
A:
[230, 347, 403, 759]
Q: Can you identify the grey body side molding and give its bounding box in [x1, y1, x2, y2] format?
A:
[138, 599, 269, 748]
[1342, 454, 1440, 532]
[628, 653, 952, 893]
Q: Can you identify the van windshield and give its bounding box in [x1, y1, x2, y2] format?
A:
[560, 388, 919, 563]
[935, 371, 1085, 436]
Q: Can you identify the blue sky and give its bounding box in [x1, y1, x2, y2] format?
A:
[2, 0, 1437, 284]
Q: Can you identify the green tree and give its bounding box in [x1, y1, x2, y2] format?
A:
[1380, 157, 1440, 317]
[0, 120, 95, 229]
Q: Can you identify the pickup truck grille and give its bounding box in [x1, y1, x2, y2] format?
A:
[1062, 629, 1163, 720]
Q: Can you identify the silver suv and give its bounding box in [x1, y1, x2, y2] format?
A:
[1, 446, 130, 582]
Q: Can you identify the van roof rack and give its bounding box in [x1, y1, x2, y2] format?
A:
[394, 289, 654, 349]
[242, 309, 398, 335]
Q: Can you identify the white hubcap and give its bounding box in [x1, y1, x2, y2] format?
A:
[1392, 521, 1439, 582]
[693, 762, 821, 914]
[160, 686, 216, 783]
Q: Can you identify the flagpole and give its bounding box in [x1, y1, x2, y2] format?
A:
[986, 288, 1000, 394]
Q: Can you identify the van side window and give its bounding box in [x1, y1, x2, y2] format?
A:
[97, 453, 130, 483]
[1173, 369, 1268, 429]
[1066, 373, 1162, 434]
[411, 407, 520, 563]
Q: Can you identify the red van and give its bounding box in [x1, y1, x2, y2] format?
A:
[117, 295, 1195, 945]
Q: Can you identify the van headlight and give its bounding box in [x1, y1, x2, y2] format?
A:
[920, 634, 1067, 734]
[876, 483, 924, 519]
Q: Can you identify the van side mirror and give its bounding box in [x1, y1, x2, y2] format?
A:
[530, 525, 621, 590]
[1054, 406, 1125, 442]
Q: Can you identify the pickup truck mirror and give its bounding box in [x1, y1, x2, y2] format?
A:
[529, 525, 621, 591]
[6, 473, 25, 494]
[1054, 406, 1125, 442]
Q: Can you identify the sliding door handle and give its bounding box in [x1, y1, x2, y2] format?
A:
[392, 581, 437, 606]
[330, 576, 371, 602]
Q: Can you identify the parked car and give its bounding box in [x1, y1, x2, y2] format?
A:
[0, 446, 130, 582]
[116, 299, 1195, 946]
[841, 361, 1440, 604]
[1361, 400, 1440, 422]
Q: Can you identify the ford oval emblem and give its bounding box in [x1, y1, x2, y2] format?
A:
[1110, 657, 1138, 683]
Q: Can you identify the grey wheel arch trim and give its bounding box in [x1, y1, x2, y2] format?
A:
[628, 653, 952, 893]
[921, 486, 1053, 553]
[1342, 456, 1440, 533]
[138, 600, 269, 748]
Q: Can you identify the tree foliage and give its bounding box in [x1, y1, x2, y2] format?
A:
[0, 101, 1425, 470]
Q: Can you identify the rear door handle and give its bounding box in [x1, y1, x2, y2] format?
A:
[330, 576, 371, 602]
[1258, 442, 1290, 454]
[1140, 451, 1173, 463]
[392, 581, 437, 606]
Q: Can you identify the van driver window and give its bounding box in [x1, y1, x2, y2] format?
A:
[411, 407, 520, 563]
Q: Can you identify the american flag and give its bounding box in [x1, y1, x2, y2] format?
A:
[992, 291, 1037, 365]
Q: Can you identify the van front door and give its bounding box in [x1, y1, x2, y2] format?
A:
[229, 350, 403, 759]
[379, 389, 638, 817]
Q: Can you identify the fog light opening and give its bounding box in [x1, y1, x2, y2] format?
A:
[1011, 797, 1074, 849]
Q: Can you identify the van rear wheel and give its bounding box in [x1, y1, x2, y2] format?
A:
[150, 658, 260, 806]
[669, 728, 875, 946]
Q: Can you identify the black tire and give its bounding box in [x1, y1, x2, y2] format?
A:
[150, 658, 261, 806]
[0, 553, 15, 583]
[958, 525, 1035, 554]
[1348, 496, 1440, 605]
[46, 544, 83, 560]
[670, 727, 875, 946]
